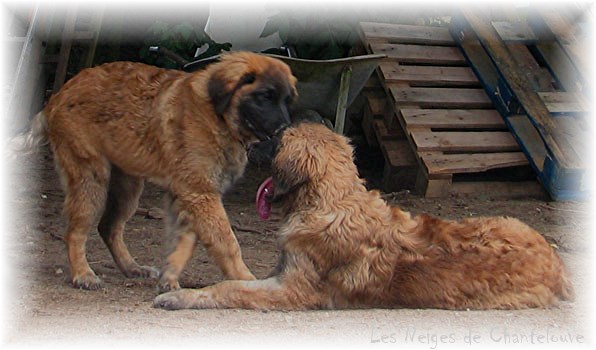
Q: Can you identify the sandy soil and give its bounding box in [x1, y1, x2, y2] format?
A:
[2, 147, 593, 349]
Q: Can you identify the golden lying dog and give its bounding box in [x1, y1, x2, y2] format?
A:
[154, 122, 573, 310]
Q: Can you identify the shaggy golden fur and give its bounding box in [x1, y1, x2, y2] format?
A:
[154, 122, 573, 311]
[27, 52, 297, 291]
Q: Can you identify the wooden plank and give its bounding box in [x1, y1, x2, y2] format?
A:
[411, 130, 520, 152]
[378, 138, 417, 191]
[360, 22, 455, 45]
[449, 181, 547, 199]
[373, 119, 401, 141]
[365, 94, 386, 116]
[415, 164, 452, 197]
[534, 8, 588, 76]
[400, 109, 506, 129]
[390, 87, 492, 109]
[534, 43, 585, 92]
[507, 43, 554, 92]
[451, 30, 501, 96]
[362, 99, 379, 147]
[537, 92, 590, 114]
[554, 116, 590, 165]
[379, 64, 479, 87]
[421, 152, 528, 175]
[492, 21, 537, 42]
[460, 8, 581, 170]
[507, 114, 547, 171]
[53, 5, 77, 93]
[382, 139, 416, 167]
[382, 98, 402, 132]
[369, 43, 466, 65]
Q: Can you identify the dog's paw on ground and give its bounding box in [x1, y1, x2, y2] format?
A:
[72, 272, 103, 290]
[153, 290, 191, 310]
[123, 265, 160, 279]
[153, 289, 217, 310]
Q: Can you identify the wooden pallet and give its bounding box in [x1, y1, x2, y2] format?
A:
[359, 21, 534, 197]
[452, 7, 590, 200]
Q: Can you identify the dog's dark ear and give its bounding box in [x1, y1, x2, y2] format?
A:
[270, 160, 308, 202]
[208, 73, 256, 116]
[207, 75, 230, 116]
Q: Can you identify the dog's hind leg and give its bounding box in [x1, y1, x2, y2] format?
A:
[98, 166, 159, 279]
[56, 150, 110, 290]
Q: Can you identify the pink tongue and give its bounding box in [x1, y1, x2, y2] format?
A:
[256, 177, 274, 220]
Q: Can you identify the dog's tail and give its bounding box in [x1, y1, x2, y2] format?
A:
[5, 112, 49, 158]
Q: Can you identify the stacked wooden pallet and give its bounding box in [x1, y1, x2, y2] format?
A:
[452, 6, 590, 200]
[359, 22, 534, 197]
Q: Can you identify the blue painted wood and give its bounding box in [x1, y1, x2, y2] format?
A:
[451, 12, 590, 201]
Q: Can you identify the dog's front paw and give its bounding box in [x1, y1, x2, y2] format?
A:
[157, 278, 181, 294]
[153, 290, 188, 310]
[123, 265, 160, 279]
[153, 289, 217, 310]
[72, 271, 103, 290]
[157, 268, 181, 293]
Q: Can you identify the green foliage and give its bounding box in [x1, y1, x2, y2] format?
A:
[260, 10, 358, 60]
[140, 21, 231, 68]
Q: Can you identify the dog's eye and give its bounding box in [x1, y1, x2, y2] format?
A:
[256, 89, 276, 103]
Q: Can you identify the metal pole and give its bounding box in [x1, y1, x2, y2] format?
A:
[334, 65, 352, 134]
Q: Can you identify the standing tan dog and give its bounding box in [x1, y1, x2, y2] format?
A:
[154, 122, 573, 310]
[23, 52, 297, 291]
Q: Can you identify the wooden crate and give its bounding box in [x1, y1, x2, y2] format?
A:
[359, 21, 534, 197]
[452, 7, 590, 200]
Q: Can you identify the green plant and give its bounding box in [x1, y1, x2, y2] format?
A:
[140, 21, 231, 68]
[260, 10, 358, 60]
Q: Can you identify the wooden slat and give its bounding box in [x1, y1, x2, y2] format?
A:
[534, 43, 584, 92]
[507, 43, 554, 92]
[401, 109, 506, 129]
[379, 64, 479, 87]
[365, 95, 386, 116]
[373, 119, 400, 140]
[411, 131, 520, 152]
[390, 87, 492, 109]
[449, 181, 547, 199]
[507, 114, 547, 171]
[554, 116, 590, 165]
[53, 5, 77, 93]
[534, 8, 588, 76]
[492, 21, 537, 42]
[452, 37, 501, 95]
[537, 92, 590, 113]
[360, 22, 455, 45]
[421, 152, 528, 174]
[415, 158, 452, 196]
[383, 139, 416, 167]
[369, 43, 466, 65]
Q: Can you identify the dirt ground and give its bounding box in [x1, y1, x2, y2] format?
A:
[2, 146, 593, 348]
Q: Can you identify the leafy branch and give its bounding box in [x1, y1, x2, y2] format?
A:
[140, 21, 231, 68]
